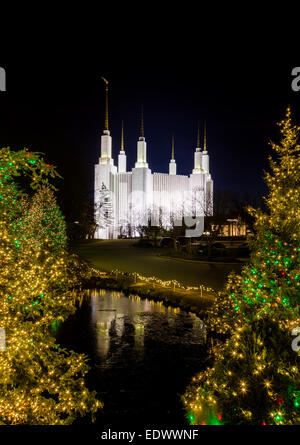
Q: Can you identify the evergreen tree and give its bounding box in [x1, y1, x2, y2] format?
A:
[205, 107, 300, 333]
[184, 108, 300, 425]
[20, 185, 67, 254]
[184, 319, 300, 425]
[0, 148, 101, 424]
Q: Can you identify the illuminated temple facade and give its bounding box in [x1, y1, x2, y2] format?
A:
[94, 82, 213, 239]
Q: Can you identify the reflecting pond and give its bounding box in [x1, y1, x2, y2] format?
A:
[56, 289, 209, 425]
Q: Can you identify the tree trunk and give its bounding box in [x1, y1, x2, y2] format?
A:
[187, 237, 192, 254]
[173, 237, 177, 251]
[207, 240, 212, 259]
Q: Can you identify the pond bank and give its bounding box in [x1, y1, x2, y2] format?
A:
[82, 269, 218, 317]
[72, 239, 242, 291]
[158, 254, 248, 265]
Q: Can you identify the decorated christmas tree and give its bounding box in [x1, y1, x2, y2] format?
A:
[184, 108, 300, 425]
[184, 318, 300, 425]
[20, 185, 67, 255]
[0, 148, 101, 424]
[205, 107, 300, 333]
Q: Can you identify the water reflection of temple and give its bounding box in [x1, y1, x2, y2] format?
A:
[89, 290, 158, 359]
[88, 289, 204, 360]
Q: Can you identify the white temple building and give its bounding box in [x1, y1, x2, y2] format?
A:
[94, 81, 213, 239]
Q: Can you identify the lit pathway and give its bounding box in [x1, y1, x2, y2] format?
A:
[73, 239, 243, 292]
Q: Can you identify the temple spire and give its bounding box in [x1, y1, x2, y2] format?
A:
[101, 77, 109, 131]
[99, 76, 113, 164]
[121, 120, 124, 150]
[172, 135, 174, 160]
[118, 120, 127, 173]
[197, 121, 200, 148]
[202, 120, 209, 174]
[169, 134, 176, 175]
[140, 105, 144, 138]
[136, 105, 148, 167]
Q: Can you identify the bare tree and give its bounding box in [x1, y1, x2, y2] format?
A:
[143, 208, 164, 246]
[94, 183, 114, 237]
[195, 190, 223, 259]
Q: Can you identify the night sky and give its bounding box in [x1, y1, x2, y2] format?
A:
[1, 26, 299, 218]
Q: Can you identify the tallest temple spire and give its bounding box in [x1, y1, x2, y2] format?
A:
[99, 77, 113, 165]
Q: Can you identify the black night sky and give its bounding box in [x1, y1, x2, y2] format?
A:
[1, 22, 299, 219]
